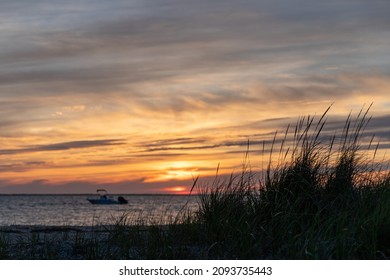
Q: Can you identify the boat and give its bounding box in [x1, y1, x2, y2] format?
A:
[87, 189, 128, 205]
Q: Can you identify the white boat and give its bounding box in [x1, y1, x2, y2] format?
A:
[87, 189, 128, 205]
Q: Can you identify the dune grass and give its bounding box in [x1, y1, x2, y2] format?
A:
[193, 105, 390, 259]
[2, 106, 390, 259]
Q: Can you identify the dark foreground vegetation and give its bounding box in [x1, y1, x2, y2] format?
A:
[2, 106, 390, 259]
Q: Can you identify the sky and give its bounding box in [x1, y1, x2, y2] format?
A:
[1, 0, 390, 193]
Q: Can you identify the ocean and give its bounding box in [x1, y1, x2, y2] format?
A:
[0, 194, 199, 226]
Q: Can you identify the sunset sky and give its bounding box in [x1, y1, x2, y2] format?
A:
[1, 0, 390, 193]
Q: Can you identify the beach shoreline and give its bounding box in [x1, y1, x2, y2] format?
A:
[0, 225, 109, 259]
[0, 224, 201, 260]
[0, 225, 142, 259]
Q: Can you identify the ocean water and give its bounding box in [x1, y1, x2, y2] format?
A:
[0, 195, 199, 226]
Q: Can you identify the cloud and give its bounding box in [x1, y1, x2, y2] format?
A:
[1, 0, 389, 127]
[0, 139, 125, 155]
[1, 0, 389, 96]
[0, 161, 48, 173]
[1, 0, 390, 192]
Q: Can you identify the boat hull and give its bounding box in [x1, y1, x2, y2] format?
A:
[87, 199, 120, 205]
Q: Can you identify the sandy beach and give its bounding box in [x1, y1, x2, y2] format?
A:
[0, 224, 203, 260]
[0, 225, 110, 259]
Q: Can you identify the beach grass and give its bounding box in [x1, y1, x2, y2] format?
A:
[1, 106, 390, 259]
[191, 105, 390, 259]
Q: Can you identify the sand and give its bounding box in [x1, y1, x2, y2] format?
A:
[0, 224, 204, 259]
[0, 225, 125, 259]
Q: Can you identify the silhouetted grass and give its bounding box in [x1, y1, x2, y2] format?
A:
[193, 105, 390, 259]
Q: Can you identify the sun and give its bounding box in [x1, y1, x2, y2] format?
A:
[151, 161, 199, 181]
[163, 186, 189, 194]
